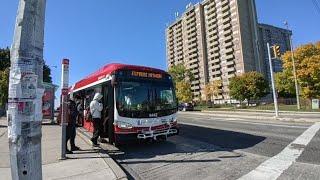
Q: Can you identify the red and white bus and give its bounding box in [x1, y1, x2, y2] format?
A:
[70, 63, 179, 145]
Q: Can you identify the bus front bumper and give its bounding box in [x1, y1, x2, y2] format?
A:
[114, 126, 179, 142]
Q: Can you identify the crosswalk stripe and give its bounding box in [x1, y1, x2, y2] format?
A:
[238, 122, 320, 180]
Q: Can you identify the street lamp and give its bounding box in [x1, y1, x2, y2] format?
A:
[284, 21, 301, 110]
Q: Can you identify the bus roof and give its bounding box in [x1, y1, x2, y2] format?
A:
[72, 63, 167, 92]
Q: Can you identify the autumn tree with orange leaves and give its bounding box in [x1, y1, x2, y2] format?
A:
[276, 41, 320, 100]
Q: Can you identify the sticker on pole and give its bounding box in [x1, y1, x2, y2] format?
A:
[61, 88, 69, 96]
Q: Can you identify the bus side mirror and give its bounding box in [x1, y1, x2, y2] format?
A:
[111, 75, 117, 86]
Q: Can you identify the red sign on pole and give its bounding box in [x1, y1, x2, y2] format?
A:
[61, 88, 69, 95]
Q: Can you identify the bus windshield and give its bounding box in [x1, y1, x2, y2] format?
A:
[116, 80, 177, 118]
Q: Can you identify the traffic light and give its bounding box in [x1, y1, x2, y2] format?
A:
[273, 45, 281, 58]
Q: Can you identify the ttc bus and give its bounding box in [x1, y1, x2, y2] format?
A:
[70, 63, 179, 145]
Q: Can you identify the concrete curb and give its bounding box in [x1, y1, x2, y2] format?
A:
[76, 128, 127, 180]
[200, 109, 320, 114]
[180, 111, 320, 123]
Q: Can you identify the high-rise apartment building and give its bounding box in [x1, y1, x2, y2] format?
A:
[166, 0, 261, 102]
[258, 23, 292, 83]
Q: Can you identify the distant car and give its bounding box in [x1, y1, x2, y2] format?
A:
[178, 103, 194, 111]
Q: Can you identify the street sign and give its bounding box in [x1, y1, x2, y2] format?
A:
[61, 59, 69, 89]
[312, 99, 319, 110]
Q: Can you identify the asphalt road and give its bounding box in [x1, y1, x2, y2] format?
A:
[110, 112, 320, 180]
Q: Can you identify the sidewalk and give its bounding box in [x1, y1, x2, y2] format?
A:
[181, 110, 320, 123]
[0, 117, 127, 180]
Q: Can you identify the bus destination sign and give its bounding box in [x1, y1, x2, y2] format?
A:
[131, 71, 163, 79]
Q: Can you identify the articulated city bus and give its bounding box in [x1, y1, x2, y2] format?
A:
[71, 63, 179, 145]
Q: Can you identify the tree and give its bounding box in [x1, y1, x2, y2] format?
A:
[203, 80, 222, 104]
[280, 41, 320, 99]
[229, 71, 269, 105]
[43, 64, 52, 83]
[0, 69, 9, 107]
[0, 47, 10, 71]
[0, 47, 53, 107]
[275, 71, 295, 98]
[168, 64, 194, 84]
[229, 76, 247, 103]
[0, 48, 11, 107]
[176, 81, 193, 103]
[168, 64, 194, 102]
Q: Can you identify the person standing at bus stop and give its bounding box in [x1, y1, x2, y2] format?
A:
[66, 96, 81, 154]
[90, 93, 103, 146]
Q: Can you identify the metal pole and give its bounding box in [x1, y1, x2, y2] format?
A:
[267, 43, 279, 117]
[285, 22, 301, 110]
[60, 59, 69, 159]
[7, 0, 46, 179]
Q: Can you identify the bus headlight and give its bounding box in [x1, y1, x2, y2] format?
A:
[170, 118, 177, 123]
[116, 121, 133, 129]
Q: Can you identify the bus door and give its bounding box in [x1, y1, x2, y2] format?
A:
[101, 83, 115, 142]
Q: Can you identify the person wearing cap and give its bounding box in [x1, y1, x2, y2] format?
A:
[90, 93, 103, 146]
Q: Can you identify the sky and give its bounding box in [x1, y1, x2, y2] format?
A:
[1, 0, 320, 106]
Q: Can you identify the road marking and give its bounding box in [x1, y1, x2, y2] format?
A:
[180, 115, 309, 129]
[238, 122, 320, 180]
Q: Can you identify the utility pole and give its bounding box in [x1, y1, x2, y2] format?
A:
[60, 59, 69, 159]
[267, 43, 279, 118]
[7, 0, 46, 179]
[284, 21, 301, 110]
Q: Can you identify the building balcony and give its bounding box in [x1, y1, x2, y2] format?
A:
[223, 17, 231, 24]
[225, 47, 234, 54]
[224, 29, 232, 36]
[188, 37, 197, 42]
[208, 35, 218, 42]
[222, 11, 231, 18]
[188, 63, 199, 69]
[225, 54, 234, 60]
[211, 64, 221, 69]
[226, 66, 235, 72]
[224, 35, 233, 42]
[211, 41, 219, 46]
[212, 70, 222, 75]
[228, 73, 235, 78]
[210, 58, 220, 64]
[205, 3, 216, 11]
[207, 12, 217, 20]
[191, 86, 200, 91]
[224, 41, 233, 48]
[191, 69, 199, 74]
[188, 53, 198, 59]
[221, 5, 230, 13]
[221, 0, 229, 6]
[226, 60, 234, 66]
[212, 76, 222, 81]
[223, 23, 231, 30]
[187, 26, 196, 33]
[186, 16, 196, 23]
[188, 49, 198, 55]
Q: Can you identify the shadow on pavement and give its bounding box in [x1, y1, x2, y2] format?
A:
[121, 158, 221, 164]
[180, 124, 266, 151]
[111, 123, 266, 161]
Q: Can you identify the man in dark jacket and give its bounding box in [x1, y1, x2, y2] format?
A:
[66, 96, 81, 154]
